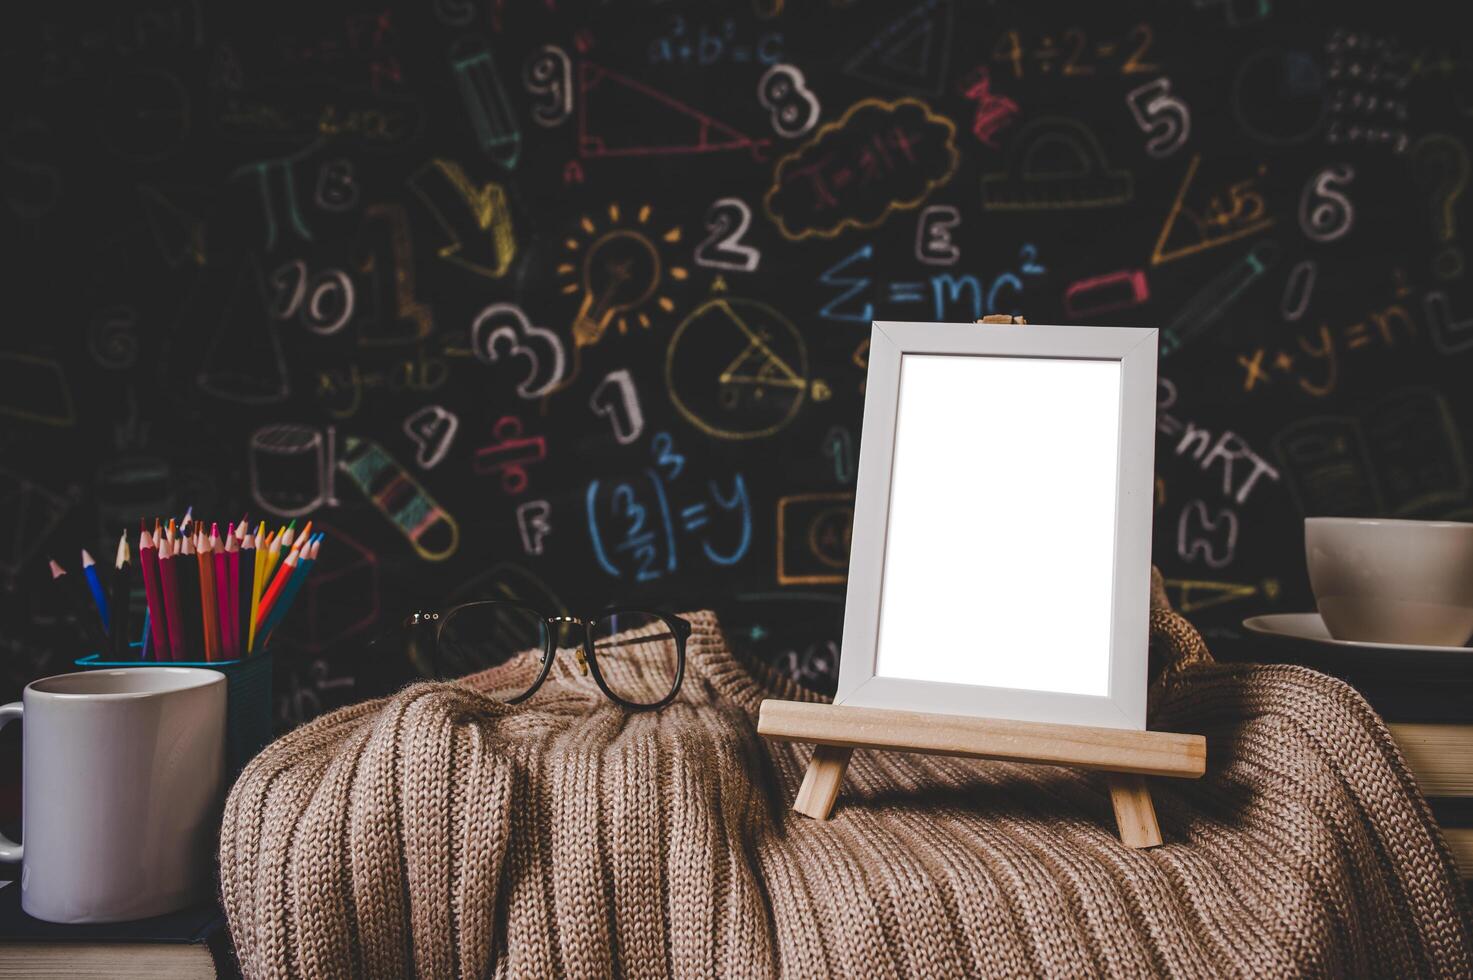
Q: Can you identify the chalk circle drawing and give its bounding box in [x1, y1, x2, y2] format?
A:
[402, 405, 459, 469]
[1125, 77, 1190, 158]
[915, 204, 960, 265]
[666, 297, 809, 440]
[470, 302, 566, 398]
[1232, 48, 1325, 145]
[523, 44, 573, 127]
[198, 260, 289, 405]
[590, 369, 645, 444]
[517, 500, 552, 555]
[980, 116, 1132, 210]
[764, 97, 958, 241]
[1298, 164, 1355, 243]
[695, 198, 762, 272]
[87, 306, 139, 370]
[560, 203, 689, 346]
[759, 64, 820, 138]
[338, 436, 460, 561]
[776, 492, 854, 585]
[249, 424, 339, 518]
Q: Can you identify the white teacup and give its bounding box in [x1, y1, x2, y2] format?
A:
[1306, 517, 1473, 647]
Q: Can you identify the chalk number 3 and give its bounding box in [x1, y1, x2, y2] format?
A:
[758, 64, 819, 138]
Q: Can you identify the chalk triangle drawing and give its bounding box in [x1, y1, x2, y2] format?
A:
[197, 260, 289, 405]
[578, 62, 766, 159]
[844, 0, 953, 96]
[716, 301, 804, 390]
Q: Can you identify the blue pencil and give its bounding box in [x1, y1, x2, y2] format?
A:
[256, 534, 321, 649]
[141, 608, 152, 659]
[80, 549, 110, 631]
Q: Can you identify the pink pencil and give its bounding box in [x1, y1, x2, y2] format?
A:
[157, 538, 187, 662]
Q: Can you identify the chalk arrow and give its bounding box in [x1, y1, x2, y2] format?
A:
[409, 159, 516, 278]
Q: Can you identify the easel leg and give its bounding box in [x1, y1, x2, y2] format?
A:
[793, 745, 853, 820]
[1108, 773, 1163, 848]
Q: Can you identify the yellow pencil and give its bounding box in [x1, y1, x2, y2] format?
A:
[248, 522, 271, 649]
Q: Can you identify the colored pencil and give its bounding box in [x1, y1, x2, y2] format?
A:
[50, 558, 109, 651]
[80, 549, 110, 631]
[210, 524, 232, 659]
[139, 527, 170, 660]
[251, 549, 300, 644]
[259, 536, 320, 645]
[225, 526, 240, 658]
[248, 522, 269, 651]
[257, 530, 285, 616]
[238, 531, 256, 659]
[178, 534, 203, 661]
[158, 538, 186, 661]
[111, 532, 132, 660]
[197, 531, 220, 661]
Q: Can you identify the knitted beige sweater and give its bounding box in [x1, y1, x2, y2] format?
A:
[221, 595, 1473, 978]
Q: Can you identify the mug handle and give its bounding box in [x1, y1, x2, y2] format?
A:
[0, 701, 19, 862]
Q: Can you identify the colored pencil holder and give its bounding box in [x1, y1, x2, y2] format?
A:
[75, 647, 274, 775]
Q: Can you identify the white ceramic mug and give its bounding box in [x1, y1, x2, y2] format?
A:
[0, 667, 226, 923]
[1305, 517, 1473, 646]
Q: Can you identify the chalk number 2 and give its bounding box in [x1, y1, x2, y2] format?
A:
[695, 198, 761, 272]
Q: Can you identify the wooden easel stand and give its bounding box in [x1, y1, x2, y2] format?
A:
[759, 700, 1206, 848]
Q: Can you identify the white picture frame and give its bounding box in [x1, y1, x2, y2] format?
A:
[834, 320, 1158, 731]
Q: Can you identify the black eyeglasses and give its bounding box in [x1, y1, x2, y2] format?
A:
[407, 601, 690, 710]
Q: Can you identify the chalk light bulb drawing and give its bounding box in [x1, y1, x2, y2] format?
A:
[559, 203, 688, 347]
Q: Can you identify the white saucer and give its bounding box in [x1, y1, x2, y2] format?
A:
[1242, 612, 1472, 654]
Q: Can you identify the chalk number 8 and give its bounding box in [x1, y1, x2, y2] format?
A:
[758, 64, 819, 138]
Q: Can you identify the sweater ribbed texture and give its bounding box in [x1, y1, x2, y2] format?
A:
[221, 586, 1472, 978]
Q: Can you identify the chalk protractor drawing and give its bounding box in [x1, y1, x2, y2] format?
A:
[666, 297, 809, 440]
[980, 117, 1133, 211]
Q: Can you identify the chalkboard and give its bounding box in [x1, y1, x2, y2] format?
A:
[3, 1, 1471, 728]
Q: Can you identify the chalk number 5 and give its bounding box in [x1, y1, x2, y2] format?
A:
[758, 64, 819, 138]
[1125, 77, 1190, 159]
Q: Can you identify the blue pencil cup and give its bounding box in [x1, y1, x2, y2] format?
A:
[75, 647, 274, 775]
